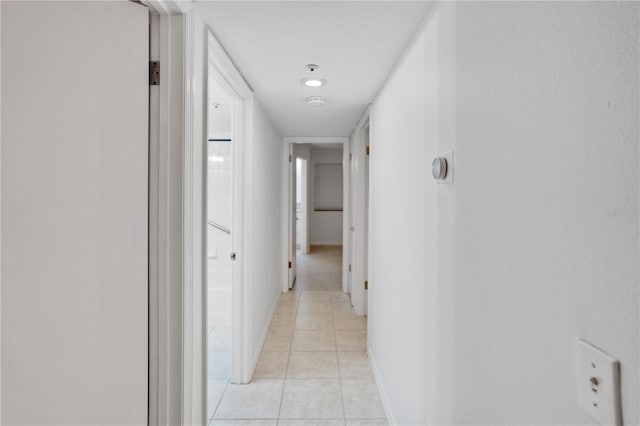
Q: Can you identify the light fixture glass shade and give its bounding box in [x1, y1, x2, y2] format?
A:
[306, 96, 326, 107]
[300, 77, 327, 87]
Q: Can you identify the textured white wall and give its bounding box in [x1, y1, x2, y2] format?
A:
[368, 2, 639, 425]
[310, 148, 344, 245]
[245, 98, 284, 372]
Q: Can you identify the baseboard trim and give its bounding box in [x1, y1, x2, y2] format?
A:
[310, 241, 343, 246]
[248, 292, 280, 381]
[368, 345, 397, 426]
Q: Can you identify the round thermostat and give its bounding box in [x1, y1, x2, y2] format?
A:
[432, 157, 448, 180]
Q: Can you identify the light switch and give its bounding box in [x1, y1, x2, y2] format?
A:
[576, 339, 622, 425]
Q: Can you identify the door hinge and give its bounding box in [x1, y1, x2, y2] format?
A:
[288, 261, 292, 269]
[348, 264, 352, 272]
[366, 146, 370, 156]
[349, 153, 353, 161]
[149, 61, 160, 86]
[230, 252, 237, 261]
[364, 281, 368, 290]
[289, 154, 293, 163]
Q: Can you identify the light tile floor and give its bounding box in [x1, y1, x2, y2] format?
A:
[208, 324, 232, 419]
[209, 246, 387, 426]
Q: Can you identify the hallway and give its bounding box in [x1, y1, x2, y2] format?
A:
[210, 246, 386, 425]
[2, 2, 638, 425]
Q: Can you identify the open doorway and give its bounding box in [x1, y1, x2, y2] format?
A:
[206, 73, 235, 418]
[296, 158, 308, 256]
[284, 138, 350, 295]
[348, 112, 370, 317]
[181, 28, 254, 425]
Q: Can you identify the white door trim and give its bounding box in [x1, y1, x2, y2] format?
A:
[145, 1, 190, 425]
[281, 137, 351, 294]
[350, 106, 371, 316]
[145, 1, 254, 424]
[206, 28, 253, 386]
[288, 143, 297, 289]
[182, 20, 254, 425]
[1, 5, 4, 422]
[182, 9, 204, 426]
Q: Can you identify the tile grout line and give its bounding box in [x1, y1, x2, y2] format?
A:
[209, 378, 231, 423]
[209, 325, 233, 423]
[275, 289, 300, 424]
[213, 248, 357, 425]
[333, 290, 347, 423]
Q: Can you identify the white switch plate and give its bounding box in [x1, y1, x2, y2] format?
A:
[576, 339, 622, 425]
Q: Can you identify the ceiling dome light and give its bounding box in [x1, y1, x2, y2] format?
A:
[306, 96, 326, 107]
[301, 77, 327, 88]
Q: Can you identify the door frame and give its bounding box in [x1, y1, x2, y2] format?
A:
[146, 2, 192, 425]
[287, 143, 297, 288]
[205, 28, 252, 388]
[349, 106, 371, 316]
[281, 137, 350, 294]
[183, 20, 253, 425]
[146, 2, 254, 425]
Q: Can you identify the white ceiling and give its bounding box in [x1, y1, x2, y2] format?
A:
[194, 1, 431, 137]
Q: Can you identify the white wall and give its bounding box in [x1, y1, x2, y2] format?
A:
[310, 148, 344, 245]
[244, 97, 284, 375]
[368, 2, 639, 425]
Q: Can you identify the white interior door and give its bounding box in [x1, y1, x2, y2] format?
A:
[289, 145, 297, 288]
[295, 157, 310, 255]
[1, 2, 148, 424]
[295, 158, 303, 252]
[349, 149, 355, 296]
[364, 129, 370, 315]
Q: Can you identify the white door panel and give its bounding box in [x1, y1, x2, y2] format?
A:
[2, 1, 148, 424]
[289, 145, 297, 288]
